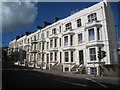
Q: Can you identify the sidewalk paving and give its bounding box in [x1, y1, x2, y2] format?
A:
[32, 69, 120, 86]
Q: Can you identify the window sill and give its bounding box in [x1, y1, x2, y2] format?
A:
[64, 62, 75, 64]
[87, 61, 105, 64]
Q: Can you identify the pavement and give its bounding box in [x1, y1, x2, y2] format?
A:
[32, 69, 120, 86]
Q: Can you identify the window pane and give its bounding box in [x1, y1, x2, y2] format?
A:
[64, 36, 68, 46]
[65, 36, 68, 41]
[55, 39, 57, 47]
[55, 52, 57, 61]
[50, 40, 53, 47]
[90, 67, 97, 74]
[89, 48, 96, 61]
[77, 19, 81, 27]
[78, 34, 82, 40]
[97, 28, 100, 40]
[65, 52, 69, 62]
[60, 38, 61, 47]
[65, 67, 69, 72]
[65, 23, 72, 30]
[71, 51, 73, 62]
[78, 34, 82, 44]
[47, 31, 49, 37]
[50, 53, 53, 61]
[89, 29, 94, 41]
[88, 13, 97, 22]
[70, 35, 73, 46]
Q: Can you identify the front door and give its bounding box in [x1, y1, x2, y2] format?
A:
[79, 50, 84, 64]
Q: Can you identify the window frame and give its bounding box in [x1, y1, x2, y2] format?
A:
[90, 67, 97, 75]
[46, 31, 49, 38]
[65, 22, 72, 30]
[78, 33, 83, 44]
[50, 53, 53, 62]
[88, 13, 97, 22]
[71, 51, 74, 62]
[47, 42, 49, 49]
[52, 28, 57, 35]
[55, 38, 57, 47]
[64, 36, 68, 46]
[50, 39, 53, 48]
[65, 52, 69, 62]
[89, 48, 96, 61]
[77, 19, 82, 27]
[88, 28, 95, 41]
[55, 52, 57, 61]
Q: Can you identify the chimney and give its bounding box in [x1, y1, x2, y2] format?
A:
[54, 17, 61, 22]
[21, 34, 24, 37]
[16, 35, 21, 40]
[25, 32, 33, 36]
[37, 26, 43, 30]
[44, 21, 52, 27]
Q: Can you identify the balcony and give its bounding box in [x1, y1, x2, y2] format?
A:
[38, 50, 46, 54]
[49, 47, 58, 52]
[86, 41, 104, 48]
[85, 20, 102, 29]
[30, 49, 38, 53]
[31, 39, 38, 44]
[49, 34, 58, 39]
[24, 43, 31, 46]
[63, 46, 75, 51]
[38, 39, 46, 42]
[63, 29, 75, 36]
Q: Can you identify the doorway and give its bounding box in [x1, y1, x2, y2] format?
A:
[79, 50, 84, 64]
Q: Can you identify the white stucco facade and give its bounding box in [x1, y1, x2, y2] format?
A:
[8, 1, 118, 75]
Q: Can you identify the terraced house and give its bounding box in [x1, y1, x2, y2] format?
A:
[8, 0, 118, 76]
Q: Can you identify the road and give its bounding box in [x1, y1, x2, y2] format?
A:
[2, 63, 119, 89]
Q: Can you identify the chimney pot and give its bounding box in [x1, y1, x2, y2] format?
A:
[54, 17, 61, 22]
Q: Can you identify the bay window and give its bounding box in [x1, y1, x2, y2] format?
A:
[50, 39, 53, 48]
[88, 28, 95, 41]
[89, 48, 96, 61]
[50, 53, 53, 61]
[64, 36, 68, 46]
[71, 51, 74, 62]
[78, 34, 82, 44]
[65, 52, 69, 62]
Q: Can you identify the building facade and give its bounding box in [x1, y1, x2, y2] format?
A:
[8, 0, 118, 76]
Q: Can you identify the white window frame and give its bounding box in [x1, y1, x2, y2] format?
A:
[89, 48, 96, 61]
[65, 22, 72, 30]
[88, 13, 97, 22]
[77, 19, 81, 27]
[65, 52, 69, 62]
[78, 33, 83, 44]
[64, 36, 68, 46]
[88, 28, 95, 41]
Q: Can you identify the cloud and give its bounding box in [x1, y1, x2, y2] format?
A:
[1, 1, 38, 31]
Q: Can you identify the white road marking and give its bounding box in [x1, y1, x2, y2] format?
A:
[55, 79, 87, 87]
[86, 78, 107, 88]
